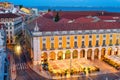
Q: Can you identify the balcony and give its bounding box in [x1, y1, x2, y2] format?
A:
[50, 47, 55, 50]
[74, 46, 78, 49]
[42, 48, 47, 51]
[66, 47, 70, 49]
[109, 44, 113, 46]
[81, 45, 85, 48]
[88, 45, 92, 48]
[95, 45, 99, 47]
[58, 47, 63, 50]
[115, 43, 119, 46]
[102, 44, 106, 47]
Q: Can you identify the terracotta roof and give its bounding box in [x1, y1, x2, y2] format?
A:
[43, 11, 120, 19]
[98, 16, 119, 20]
[52, 11, 101, 19]
[42, 11, 107, 19]
[28, 16, 120, 32]
[0, 13, 20, 18]
[43, 12, 54, 19]
[74, 17, 94, 23]
[58, 18, 70, 23]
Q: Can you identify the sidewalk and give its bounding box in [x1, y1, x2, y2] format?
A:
[29, 64, 51, 79]
[29, 64, 87, 79]
[10, 54, 17, 80]
[29, 63, 120, 80]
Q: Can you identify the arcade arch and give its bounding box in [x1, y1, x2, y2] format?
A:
[94, 48, 99, 59]
[87, 49, 92, 59]
[57, 51, 63, 60]
[72, 50, 78, 59]
[49, 51, 56, 60]
[65, 50, 71, 59]
[101, 48, 106, 58]
[80, 49, 85, 58]
[108, 47, 112, 55]
[41, 52, 48, 62]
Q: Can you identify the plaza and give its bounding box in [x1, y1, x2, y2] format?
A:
[48, 58, 99, 76]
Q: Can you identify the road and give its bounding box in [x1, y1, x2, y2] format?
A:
[13, 41, 50, 80]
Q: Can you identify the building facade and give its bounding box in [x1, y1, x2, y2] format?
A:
[0, 24, 9, 80]
[26, 11, 120, 65]
[30, 27, 120, 65]
[0, 13, 23, 45]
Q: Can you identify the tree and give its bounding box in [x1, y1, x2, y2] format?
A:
[48, 9, 51, 12]
[54, 12, 60, 22]
[19, 5, 23, 9]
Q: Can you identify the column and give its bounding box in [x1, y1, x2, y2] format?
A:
[56, 53, 57, 60]
[71, 51, 73, 59]
[91, 50, 94, 60]
[47, 53, 50, 61]
[98, 50, 101, 60]
[118, 49, 120, 56]
[85, 49, 87, 59]
[63, 53, 65, 60]
[112, 50, 114, 55]
[105, 50, 108, 56]
[39, 53, 41, 64]
[78, 52, 80, 59]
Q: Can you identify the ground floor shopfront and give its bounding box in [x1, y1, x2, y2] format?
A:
[32, 45, 120, 65]
[40, 46, 120, 62]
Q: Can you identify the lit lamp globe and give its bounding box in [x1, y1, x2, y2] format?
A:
[15, 45, 21, 56]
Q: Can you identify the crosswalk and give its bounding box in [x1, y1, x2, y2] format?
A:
[16, 63, 29, 70]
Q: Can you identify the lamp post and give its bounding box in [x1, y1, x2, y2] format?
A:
[70, 58, 72, 80]
[70, 51, 72, 80]
[15, 44, 21, 63]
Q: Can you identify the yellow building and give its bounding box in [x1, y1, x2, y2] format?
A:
[26, 12, 120, 65]
[0, 2, 13, 8]
[20, 7, 31, 14]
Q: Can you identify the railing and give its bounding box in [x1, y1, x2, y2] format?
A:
[58, 48, 63, 50]
[74, 46, 78, 49]
[42, 48, 47, 51]
[88, 45, 92, 48]
[66, 47, 70, 49]
[109, 44, 113, 46]
[95, 45, 99, 47]
[102, 44, 106, 47]
[115, 43, 119, 46]
[50, 48, 54, 50]
[81, 45, 85, 48]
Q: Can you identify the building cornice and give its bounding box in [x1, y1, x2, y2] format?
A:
[32, 29, 120, 37]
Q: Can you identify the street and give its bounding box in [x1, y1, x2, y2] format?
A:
[13, 48, 49, 80]
[12, 38, 50, 80]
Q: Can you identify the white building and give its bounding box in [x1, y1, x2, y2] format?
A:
[0, 23, 8, 80]
[0, 13, 23, 45]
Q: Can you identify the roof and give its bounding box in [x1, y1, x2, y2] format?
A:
[52, 11, 103, 19]
[0, 13, 20, 18]
[27, 11, 120, 32]
[28, 16, 120, 32]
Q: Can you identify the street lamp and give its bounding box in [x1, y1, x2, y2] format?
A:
[14, 44, 21, 63]
[70, 52, 72, 80]
[15, 45, 21, 56]
[70, 58, 72, 79]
